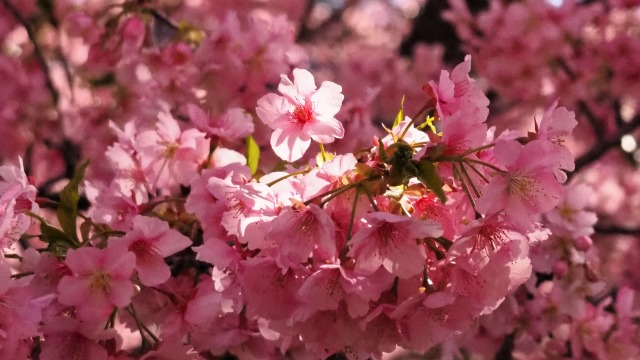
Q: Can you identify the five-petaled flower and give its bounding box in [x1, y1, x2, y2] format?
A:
[256, 68, 345, 162]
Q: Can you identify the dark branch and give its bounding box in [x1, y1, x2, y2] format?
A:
[595, 225, 640, 236]
[2, 0, 59, 105]
[571, 113, 640, 176]
[494, 331, 515, 360]
[577, 100, 607, 142]
[555, 58, 607, 141]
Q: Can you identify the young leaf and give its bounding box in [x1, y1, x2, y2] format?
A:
[246, 136, 260, 175]
[40, 222, 75, 246]
[393, 96, 406, 128]
[57, 160, 90, 242]
[414, 160, 447, 204]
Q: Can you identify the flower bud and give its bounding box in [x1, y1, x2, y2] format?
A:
[553, 261, 569, 278]
[574, 235, 593, 251]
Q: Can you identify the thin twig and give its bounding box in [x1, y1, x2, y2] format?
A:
[2, 0, 59, 105]
[571, 113, 640, 177]
[345, 186, 361, 242]
[556, 58, 606, 141]
[577, 100, 606, 142]
[594, 225, 640, 236]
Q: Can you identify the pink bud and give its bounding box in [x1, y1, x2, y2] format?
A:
[553, 261, 568, 277]
[121, 16, 146, 44]
[574, 236, 592, 251]
[163, 42, 192, 66]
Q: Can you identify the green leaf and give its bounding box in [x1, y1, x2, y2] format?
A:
[40, 222, 76, 256]
[246, 136, 260, 175]
[393, 96, 406, 128]
[57, 160, 90, 242]
[415, 160, 447, 204]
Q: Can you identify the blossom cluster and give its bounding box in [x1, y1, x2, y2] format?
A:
[2, 51, 588, 357]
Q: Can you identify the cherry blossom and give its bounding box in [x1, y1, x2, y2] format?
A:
[256, 68, 345, 161]
[58, 245, 136, 320]
[2, 0, 639, 357]
[348, 212, 443, 278]
[110, 215, 191, 286]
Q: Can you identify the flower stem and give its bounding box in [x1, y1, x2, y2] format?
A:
[319, 143, 328, 162]
[453, 164, 478, 213]
[127, 304, 160, 343]
[266, 168, 311, 187]
[439, 156, 507, 174]
[458, 163, 480, 198]
[346, 186, 362, 242]
[458, 143, 495, 157]
[360, 184, 380, 212]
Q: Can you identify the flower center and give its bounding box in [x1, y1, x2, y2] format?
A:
[162, 142, 180, 158]
[297, 210, 317, 234]
[131, 239, 159, 260]
[473, 224, 509, 253]
[508, 176, 537, 201]
[291, 102, 314, 124]
[376, 222, 406, 255]
[89, 272, 111, 292]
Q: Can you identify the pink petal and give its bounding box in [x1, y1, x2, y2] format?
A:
[311, 81, 344, 118]
[135, 255, 171, 286]
[107, 278, 135, 307]
[305, 118, 345, 143]
[256, 93, 290, 128]
[65, 247, 101, 275]
[270, 128, 311, 162]
[382, 244, 427, 279]
[57, 276, 92, 306]
[278, 69, 316, 101]
[103, 246, 136, 278]
[154, 230, 192, 257]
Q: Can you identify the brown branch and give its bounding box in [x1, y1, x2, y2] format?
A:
[595, 225, 640, 236]
[2, 0, 59, 105]
[570, 113, 640, 177]
[556, 58, 607, 141]
[577, 100, 607, 142]
[296, 2, 348, 43]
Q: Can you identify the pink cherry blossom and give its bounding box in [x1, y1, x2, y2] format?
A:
[0, 158, 38, 247]
[267, 203, 337, 269]
[545, 183, 597, 237]
[476, 139, 564, 230]
[532, 101, 578, 183]
[299, 153, 357, 200]
[187, 104, 254, 141]
[426, 55, 489, 123]
[239, 257, 305, 320]
[40, 316, 119, 360]
[110, 215, 191, 286]
[135, 110, 209, 189]
[256, 68, 345, 161]
[348, 212, 443, 278]
[58, 245, 136, 320]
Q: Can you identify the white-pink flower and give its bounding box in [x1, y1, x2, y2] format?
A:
[57, 245, 136, 321]
[256, 68, 345, 162]
[110, 215, 192, 286]
[0, 158, 38, 248]
[476, 139, 564, 231]
[347, 213, 443, 278]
